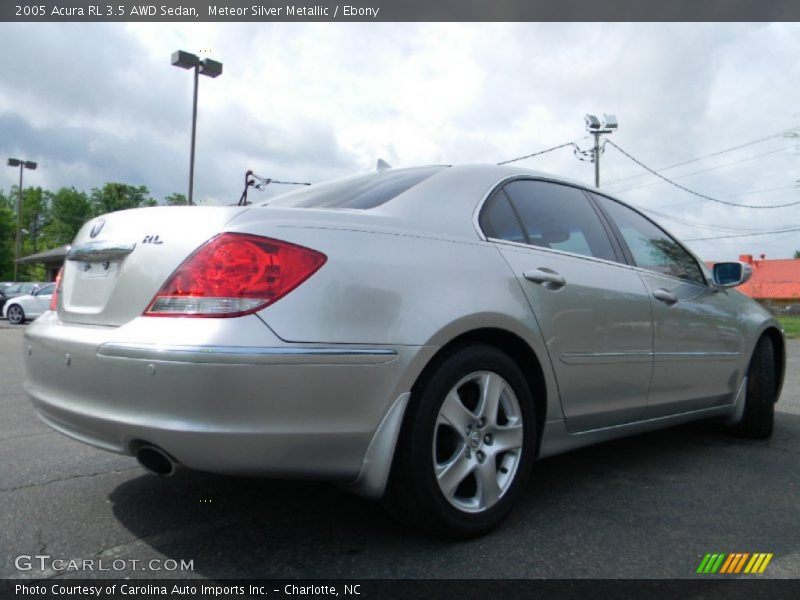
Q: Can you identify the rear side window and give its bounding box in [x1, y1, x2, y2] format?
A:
[265, 166, 445, 210]
[480, 192, 526, 243]
[592, 194, 705, 285]
[481, 179, 617, 262]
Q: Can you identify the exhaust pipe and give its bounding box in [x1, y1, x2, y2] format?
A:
[136, 445, 177, 477]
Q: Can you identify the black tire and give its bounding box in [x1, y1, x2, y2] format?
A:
[384, 344, 536, 539]
[727, 336, 776, 439]
[6, 304, 25, 325]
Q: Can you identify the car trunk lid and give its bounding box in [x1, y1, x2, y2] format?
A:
[58, 206, 248, 326]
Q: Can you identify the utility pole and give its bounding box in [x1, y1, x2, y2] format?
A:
[584, 114, 618, 187]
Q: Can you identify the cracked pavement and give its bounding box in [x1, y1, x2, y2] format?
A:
[1, 327, 798, 579]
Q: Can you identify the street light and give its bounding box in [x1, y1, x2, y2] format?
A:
[171, 50, 223, 205]
[584, 113, 618, 187]
[7, 157, 37, 281]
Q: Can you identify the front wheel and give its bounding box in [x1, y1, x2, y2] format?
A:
[727, 336, 777, 439]
[385, 345, 536, 538]
[6, 304, 25, 325]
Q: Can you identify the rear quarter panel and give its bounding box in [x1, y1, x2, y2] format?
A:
[226, 211, 564, 422]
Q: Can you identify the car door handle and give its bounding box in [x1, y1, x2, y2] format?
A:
[523, 268, 566, 289]
[652, 288, 679, 305]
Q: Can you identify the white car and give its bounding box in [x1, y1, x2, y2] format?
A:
[4, 283, 54, 324]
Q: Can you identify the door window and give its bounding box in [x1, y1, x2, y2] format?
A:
[593, 194, 705, 285]
[481, 180, 617, 262]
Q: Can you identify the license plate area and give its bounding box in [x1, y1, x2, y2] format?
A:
[79, 261, 117, 279]
[63, 260, 122, 314]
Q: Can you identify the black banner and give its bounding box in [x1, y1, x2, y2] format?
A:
[3, 579, 800, 600]
[2, 0, 800, 22]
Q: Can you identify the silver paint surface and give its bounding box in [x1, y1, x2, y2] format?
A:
[23, 165, 784, 497]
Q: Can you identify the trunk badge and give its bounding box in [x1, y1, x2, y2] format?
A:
[89, 218, 105, 238]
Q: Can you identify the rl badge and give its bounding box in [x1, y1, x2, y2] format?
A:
[696, 553, 773, 574]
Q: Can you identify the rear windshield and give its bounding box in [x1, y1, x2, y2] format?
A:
[264, 166, 445, 210]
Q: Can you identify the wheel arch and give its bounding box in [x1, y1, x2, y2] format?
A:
[349, 322, 553, 500]
[407, 327, 548, 457]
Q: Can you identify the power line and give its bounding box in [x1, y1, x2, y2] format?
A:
[603, 126, 800, 187]
[652, 186, 799, 211]
[238, 170, 311, 206]
[640, 207, 797, 233]
[497, 138, 587, 165]
[724, 184, 798, 199]
[606, 140, 800, 209]
[612, 144, 798, 194]
[684, 226, 800, 242]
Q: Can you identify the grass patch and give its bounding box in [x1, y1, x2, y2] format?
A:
[777, 316, 800, 339]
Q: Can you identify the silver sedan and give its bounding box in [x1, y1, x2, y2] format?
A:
[24, 165, 785, 538]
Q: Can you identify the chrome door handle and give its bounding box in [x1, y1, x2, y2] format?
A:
[652, 288, 678, 305]
[523, 268, 566, 289]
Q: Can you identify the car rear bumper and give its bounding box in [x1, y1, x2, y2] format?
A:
[24, 312, 424, 485]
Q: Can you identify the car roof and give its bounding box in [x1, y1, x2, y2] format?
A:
[372, 163, 632, 236]
[251, 163, 706, 274]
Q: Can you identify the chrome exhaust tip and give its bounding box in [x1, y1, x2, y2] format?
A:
[136, 445, 177, 477]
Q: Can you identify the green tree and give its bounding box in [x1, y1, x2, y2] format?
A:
[164, 192, 188, 206]
[90, 183, 155, 214]
[0, 203, 15, 281]
[18, 186, 48, 254]
[794, 250, 800, 259]
[41, 187, 92, 247]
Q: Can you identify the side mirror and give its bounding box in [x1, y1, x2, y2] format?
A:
[712, 261, 752, 288]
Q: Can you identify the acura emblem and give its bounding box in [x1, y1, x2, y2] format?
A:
[89, 219, 105, 238]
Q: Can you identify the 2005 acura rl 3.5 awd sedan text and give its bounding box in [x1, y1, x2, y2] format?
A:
[24, 164, 785, 538]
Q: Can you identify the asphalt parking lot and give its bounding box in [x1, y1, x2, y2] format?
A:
[1, 325, 798, 580]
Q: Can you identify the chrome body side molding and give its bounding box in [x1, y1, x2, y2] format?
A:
[97, 342, 398, 365]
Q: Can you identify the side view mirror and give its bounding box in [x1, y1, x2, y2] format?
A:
[712, 261, 752, 288]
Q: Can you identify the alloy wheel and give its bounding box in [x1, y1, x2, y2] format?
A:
[7, 305, 23, 324]
[433, 370, 524, 513]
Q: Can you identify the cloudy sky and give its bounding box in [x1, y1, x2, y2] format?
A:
[1, 22, 799, 260]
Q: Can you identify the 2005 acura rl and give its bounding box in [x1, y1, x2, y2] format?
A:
[24, 165, 785, 537]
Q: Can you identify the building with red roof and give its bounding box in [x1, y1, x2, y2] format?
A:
[734, 254, 800, 308]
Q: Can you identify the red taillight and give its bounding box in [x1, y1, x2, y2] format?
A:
[144, 233, 326, 318]
[49, 268, 63, 311]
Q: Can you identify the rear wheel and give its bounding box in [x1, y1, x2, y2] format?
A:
[385, 345, 536, 538]
[727, 336, 776, 439]
[7, 304, 25, 325]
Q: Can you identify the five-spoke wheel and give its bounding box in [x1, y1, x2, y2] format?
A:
[385, 344, 536, 538]
[434, 371, 524, 513]
[6, 305, 25, 325]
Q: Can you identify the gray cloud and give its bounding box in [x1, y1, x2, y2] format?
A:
[1, 22, 799, 259]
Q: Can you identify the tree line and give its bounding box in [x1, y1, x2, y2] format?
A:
[0, 183, 187, 281]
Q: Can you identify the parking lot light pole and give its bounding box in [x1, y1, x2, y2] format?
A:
[7, 158, 37, 281]
[171, 50, 223, 206]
